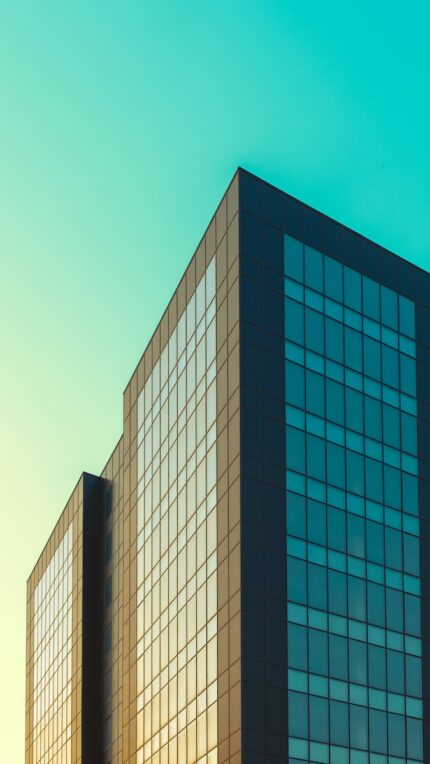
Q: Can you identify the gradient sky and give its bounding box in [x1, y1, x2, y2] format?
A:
[1, 2, 430, 759]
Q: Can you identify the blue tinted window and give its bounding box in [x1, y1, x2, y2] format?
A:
[309, 628, 328, 675]
[346, 450, 364, 495]
[406, 655, 422, 697]
[327, 507, 346, 552]
[365, 396, 382, 441]
[364, 336, 381, 380]
[407, 718, 423, 760]
[345, 327, 363, 372]
[367, 581, 385, 627]
[287, 427, 305, 473]
[344, 266, 362, 312]
[288, 691, 308, 738]
[400, 353, 416, 395]
[304, 245, 323, 292]
[385, 527, 402, 570]
[401, 412, 416, 454]
[381, 286, 398, 330]
[308, 563, 327, 610]
[328, 569, 347, 615]
[404, 534, 419, 577]
[286, 361, 305, 409]
[326, 379, 344, 425]
[288, 623, 308, 669]
[307, 499, 326, 545]
[327, 443, 345, 489]
[384, 465, 401, 509]
[288, 557, 307, 604]
[346, 388, 363, 432]
[325, 317, 344, 364]
[306, 370, 325, 417]
[402, 473, 418, 515]
[349, 576, 366, 621]
[287, 492, 306, 538]
[324, 256, 343, 302]
[386, 588, 403, 632]
[382, 345, 399, 388]
[350, 705, 368, 750]
[347, 514, 365, 558]
[330, 700, 349, 746]
[404, 593, 421, 636]
[285, 298, 304, 344]
[309, 696, 329, 743]
[387, 650, 404, 694]
[365, 458, 383, 503]
[349, 639, 367, 684]
[329, 634, 348, 679]
[369, 645, 386, 689]
[388, 713, 405, 757]
[363, 276, 380, 320]
[284, 235, 303, 281]
[382, 403, 400, 448]
[399, 295, 415, 338]
[307, 434, 326, 481]
[305, 307, 324, 354]
[366, 520, 384, 565]
[369, 708, 387, 754]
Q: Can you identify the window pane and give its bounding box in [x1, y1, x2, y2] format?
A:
[344, 267, 362, 311]
[285, 298, 304, 345]
[381, 286, 398, 330]
[288, 623, 308, 670]
[286, 361, 305, 409]
[363, 276, 380, 320]
[285, 236, 303, 282]
[304, 245, 323, 292]
[325, 256, 343, 302]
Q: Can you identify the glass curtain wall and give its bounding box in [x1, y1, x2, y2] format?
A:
[136, 259, 218, 763]
[284, 236, 423, 764]
[32, 526, 73, 764]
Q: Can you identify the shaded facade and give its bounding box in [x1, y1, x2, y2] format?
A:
[26, 169, 430, 764]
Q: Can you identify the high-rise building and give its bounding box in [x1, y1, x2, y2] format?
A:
[26, 169, 430, 764]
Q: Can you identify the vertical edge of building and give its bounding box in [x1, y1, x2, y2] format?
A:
[239, 169, 288, 762]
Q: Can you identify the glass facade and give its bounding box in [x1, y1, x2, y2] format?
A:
[135, 259, 218, 763]
[27, 169, 430, 764]
[32, 526, 73, 764]
[284, 236, 423, 764]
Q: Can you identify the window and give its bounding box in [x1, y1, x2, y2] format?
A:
[286, 426, 305, 473]
[286, 361, 305, 409]
[285, 298, 304, 345]
[306, 370, 325, 417]
[288, 623, 308, 670]
[285, 235, 303, 282]
[363, 276, 380, 321]
[381, 286, 398, 330]
[324, 256, 343, 302]
[287, 492, 306, 538]
[325, 318, 344, 364]
[304, 245, 323, 292]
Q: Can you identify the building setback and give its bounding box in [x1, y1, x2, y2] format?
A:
[26, 168, 430, 764]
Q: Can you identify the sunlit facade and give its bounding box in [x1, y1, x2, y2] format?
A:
[26, 169, 430, 764]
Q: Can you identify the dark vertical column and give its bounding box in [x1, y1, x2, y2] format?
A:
[82, 472, 109, 764]
[416, 304, 430, 762]
[239, 170, 288, 763]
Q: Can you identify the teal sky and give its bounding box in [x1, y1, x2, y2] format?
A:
[1, 2, 430, 759]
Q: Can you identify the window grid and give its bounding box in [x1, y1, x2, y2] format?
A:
[285, 237, 423, 764]
[32, 526, 73, 764]
[135, 259, 218, 764]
